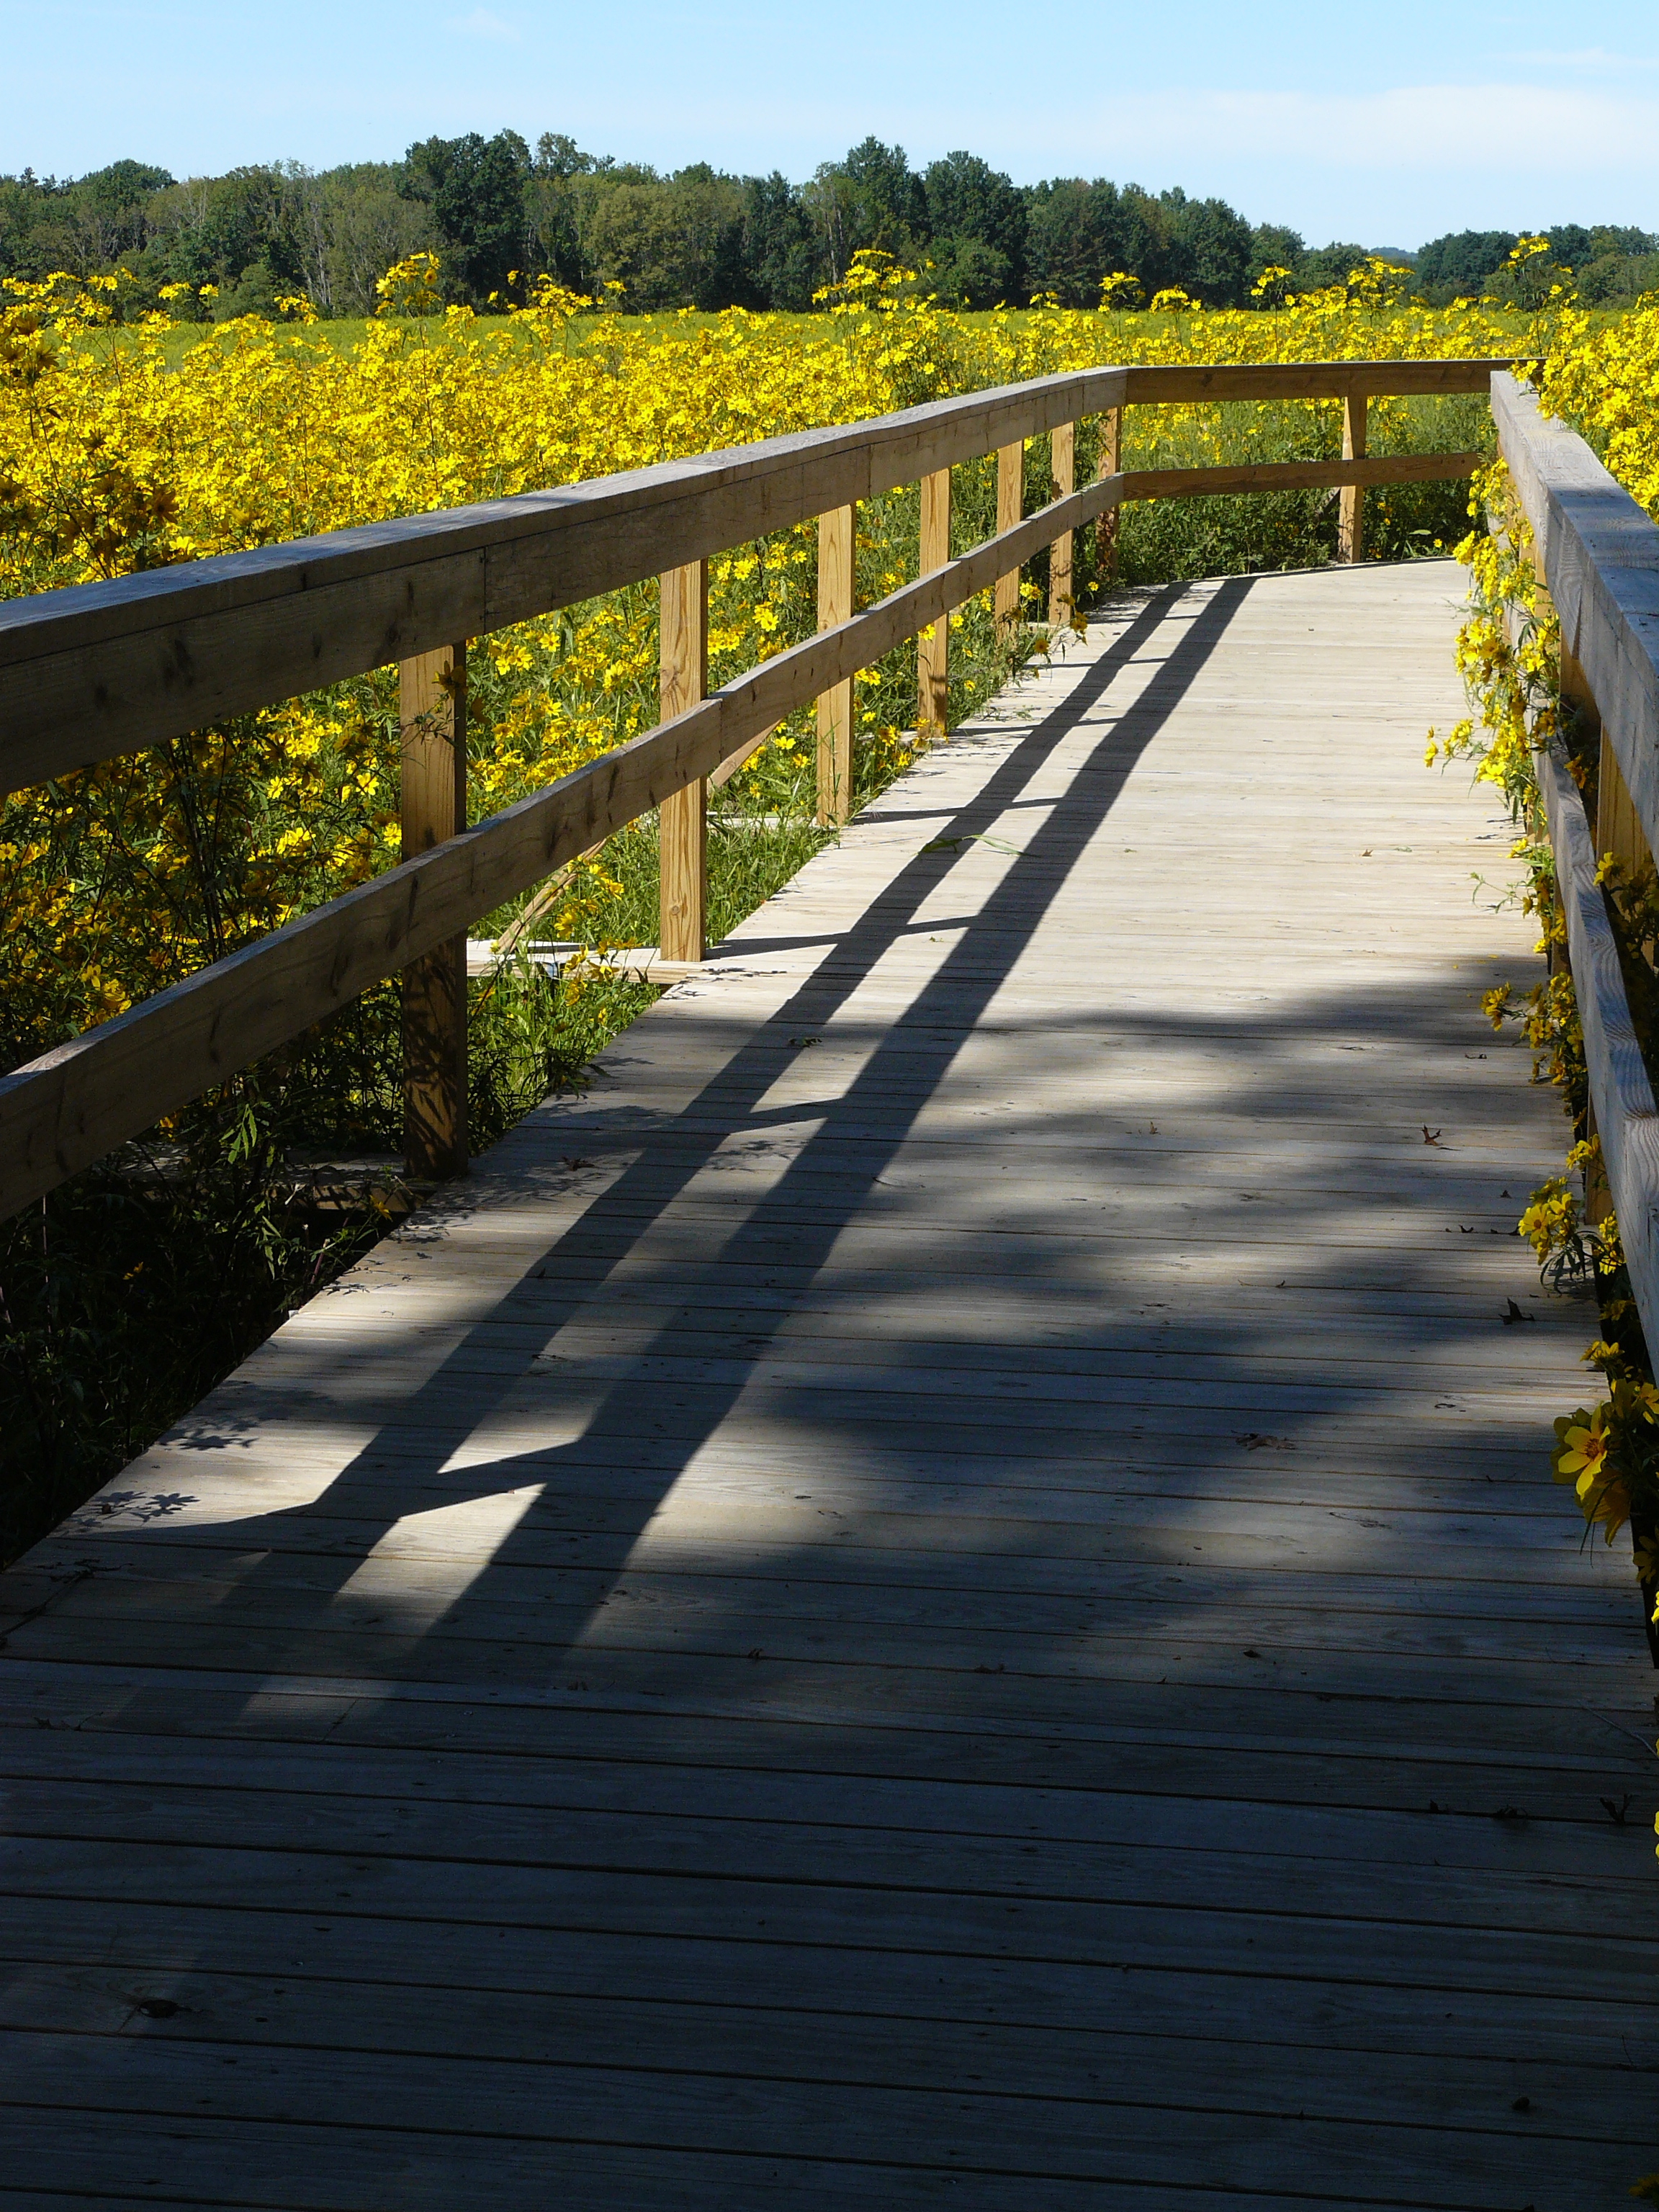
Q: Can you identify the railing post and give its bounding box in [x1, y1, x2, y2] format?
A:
[659, 559, 709, 961]
[917, 468, 950, 738]
[1339, 392, 1367, 563]
[994, 441, 1024, 637]
[400, 642, 469, 1182]
[817, 504, 855, 826]
[1049, 423, 1075, 626]
[1095, 407, 1122, 585]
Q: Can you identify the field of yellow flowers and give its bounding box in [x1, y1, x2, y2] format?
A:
[0, 252, 1546, 1072]
[0, 243, 1634, 1560]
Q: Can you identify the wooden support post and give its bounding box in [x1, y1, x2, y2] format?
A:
[1559, 644, 1622, 1226]
[1048, 422, 1075, 627]
[1094, 408, 1121, 583]
[400, 642, 468, 1182]
[917, 467, 950, 738]
[1592, 729, 1655, 886]
[1338, 393, 1367, 563]
[658, 559, 708, 962]
[994, 441, 1024, 637]
[817, 503, 855, 827]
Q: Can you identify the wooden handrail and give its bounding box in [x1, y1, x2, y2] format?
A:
[0, 355, 1518, 1220]
[1492, 375, 1659, 859]
[1493, 371, 1659, 1359]
[0, 356, 1510, 796]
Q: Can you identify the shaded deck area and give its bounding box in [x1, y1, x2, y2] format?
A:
[4, 560, 1658, 2208]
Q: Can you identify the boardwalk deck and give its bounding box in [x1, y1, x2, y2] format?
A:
[4, 559, 1658, 2209]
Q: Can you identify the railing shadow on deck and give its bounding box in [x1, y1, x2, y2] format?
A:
[68, 584, 1247, 1696]
[57, 570, 1650, 1767]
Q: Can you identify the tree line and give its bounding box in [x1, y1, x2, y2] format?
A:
[2, 133, 1656, 319]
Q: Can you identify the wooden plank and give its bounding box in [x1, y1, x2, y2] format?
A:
[917, 467, 950, 737]
[1048, 422, 1074, 625]
[1118, 450, 1480, 503]
[709, 721, 778, 791]
[994, 439, 1024, 634]
[814, 505, 855, 827]
[1096, 405, 1122, 581]
[1337, 392, 1367, 563]
[1596, 729, 1652, 887]
[398, 643, 468, 1181]
[1493, 369, 1659, 866]
[657, 561, 708, 964]
[1118, 356, 1522, 405]
[1537, 732, 1659, 1369]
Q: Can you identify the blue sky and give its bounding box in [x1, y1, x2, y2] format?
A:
[5, 0, 1659, 248]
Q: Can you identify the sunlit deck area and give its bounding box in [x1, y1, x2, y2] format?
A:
[4, 559, 1656, 2208]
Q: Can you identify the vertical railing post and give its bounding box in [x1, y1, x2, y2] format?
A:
[1339, 391, 1367, 563]
[400, 642, 469, 1182]
[994, 440, 1024, 637]
[817, 504, 855, 826]
[917, 468, 950, 739]
[658, 559, 709, 963]
[1095, 407, 1121, 585]
[1048, 422, 1075, 626]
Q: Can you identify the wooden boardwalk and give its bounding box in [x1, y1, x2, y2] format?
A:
[4, 559, 1658, 2209]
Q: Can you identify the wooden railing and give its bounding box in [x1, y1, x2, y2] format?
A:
[1493, 373, 1659, 1354]
[0, 356, 1509, 1220]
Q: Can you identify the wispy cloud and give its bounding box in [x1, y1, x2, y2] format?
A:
[447, 6, 518, 40]
[1514, 48, 1659, 71]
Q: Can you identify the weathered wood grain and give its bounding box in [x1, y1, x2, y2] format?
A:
[1096, 403, 1122, 580]
[1494, 371, 1659, 863]
[1338, 392, 1367, 562]
[814, 504, 855, 827]
[917, 465, 949, 735]
[994, 437, 1023, 632]
[398, 642, 469, 1179]
[1537, 734, 1659, 1353]
[657, 560, 708, 964]
[1048, 421, 1075, 624]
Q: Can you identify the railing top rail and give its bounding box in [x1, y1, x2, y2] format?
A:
[1493, 372, 1659, 855]
[0, 354, 1516, 797]
[0, 356, 1511, 659]
[0, 367, 1127, 667]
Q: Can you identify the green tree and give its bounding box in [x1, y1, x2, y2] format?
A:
[1416, 229, 1519, 301]
[924, 151, 1024, 303]
[741, 172, 820, 310]
[400, 130, 530, 304]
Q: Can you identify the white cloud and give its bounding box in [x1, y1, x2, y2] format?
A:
[447, 6, 519, 39]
